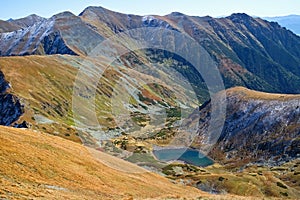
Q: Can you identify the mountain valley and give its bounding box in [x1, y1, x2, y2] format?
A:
[0, 6, 300, 199]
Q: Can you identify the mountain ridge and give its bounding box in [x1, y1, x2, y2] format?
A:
[1, 7, 300, 95]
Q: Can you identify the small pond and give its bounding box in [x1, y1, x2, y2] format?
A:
[153, 148, 214, 167]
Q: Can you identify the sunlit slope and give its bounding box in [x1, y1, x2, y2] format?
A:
[0, 55, 196, 145]
[0, 126, 209, 199]
[0, 55, 80, 141]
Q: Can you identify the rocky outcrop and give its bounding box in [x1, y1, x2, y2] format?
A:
[193, 87, 300, 166]
[0, 71, 24, 126]
[42, 31, 77, 55]
[0, 71, 9, 93]
[0, 94, 24, 125]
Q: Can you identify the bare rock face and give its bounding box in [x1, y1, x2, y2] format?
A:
[0, 71, 9, 93]
[0, 11, 106, 56]
[193, 87, 300, 166]
[0, 94, 24, 126]
[0, 15, 78, 56]
[0, 71, 24, 126]
[42, 31, 77, 55]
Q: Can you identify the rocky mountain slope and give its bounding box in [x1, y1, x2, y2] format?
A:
[0, 14, 45, 33]
[192, 87, 300, 167]
[0, 70, 24, 126]
[0, 11, 105, 56]
[0, 54, 199, 146]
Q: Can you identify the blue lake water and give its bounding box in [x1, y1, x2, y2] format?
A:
[153, 148, 214, 167]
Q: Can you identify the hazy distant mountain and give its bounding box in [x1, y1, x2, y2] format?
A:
[264, 15, 300, 35]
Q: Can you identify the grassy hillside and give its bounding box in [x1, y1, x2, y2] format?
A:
[0, 125, 207, 199]
[0, 125, 269, 200]
[0, 55, 197, 147]
[0, 55, 80, 142]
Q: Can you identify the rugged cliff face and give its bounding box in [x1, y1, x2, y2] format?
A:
[0, 71, 24, 126]
[193, 87, 300, 166]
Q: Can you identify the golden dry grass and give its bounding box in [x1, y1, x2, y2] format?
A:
[0, 55, 80, 142]
[226, 86, 300, 100]
[0, 126, 273, 199]
[0, 125, 209, 199]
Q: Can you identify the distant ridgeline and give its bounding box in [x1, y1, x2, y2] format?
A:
[1, 8, 300, 98]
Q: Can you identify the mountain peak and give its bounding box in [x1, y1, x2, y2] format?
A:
[168, 12, 185, 17]
[52, 11, 76, 19]
[8, 14, 45, 28]
[26, 14, 43, 19]
[227, 13, 253, 20]
[9, 14, 44, 21]
[79, 6, 115, 17]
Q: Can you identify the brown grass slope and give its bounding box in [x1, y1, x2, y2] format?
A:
[0, 125, 211, 199]
[0, 55, 81, 142]
[0, 55, 196, 145]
